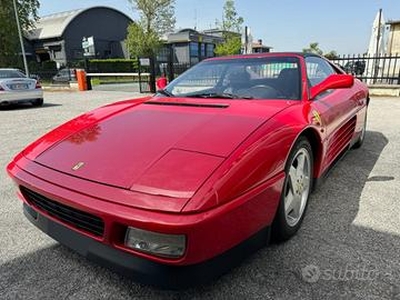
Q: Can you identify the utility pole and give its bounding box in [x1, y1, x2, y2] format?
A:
[244, 26, 248, 54]
[194, 9, 197, 30]
[13, 0, 29, 77]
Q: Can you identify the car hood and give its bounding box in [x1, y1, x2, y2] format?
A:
[33, 98, 291, 200]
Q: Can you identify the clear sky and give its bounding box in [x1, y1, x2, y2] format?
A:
[38, 0, 400, 55]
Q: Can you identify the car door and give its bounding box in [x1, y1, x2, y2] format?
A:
[306, 56, 360, 170]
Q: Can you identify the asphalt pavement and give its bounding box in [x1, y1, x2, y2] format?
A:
[0, 91, 399, 300]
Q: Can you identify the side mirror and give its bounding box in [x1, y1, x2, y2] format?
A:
[310, 74, 354, 100]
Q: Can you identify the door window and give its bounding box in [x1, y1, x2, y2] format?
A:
[306, 56, 336, 87]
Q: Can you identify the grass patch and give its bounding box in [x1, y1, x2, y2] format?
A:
[88, 76, 144, 86]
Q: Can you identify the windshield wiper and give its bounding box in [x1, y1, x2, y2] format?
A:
[186, 92, 254, 100]
[186, 92, 240, 99]
[157, 89, 174, 97]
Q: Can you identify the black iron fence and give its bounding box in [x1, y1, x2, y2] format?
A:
[156, 53, 400, 86]
[32, 70, 58, 82]
[331, 54, 400, 85]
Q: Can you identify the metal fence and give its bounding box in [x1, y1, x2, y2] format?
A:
[159, 55, 400, 86]
[32, 70, 58, 82]
[156, 54, 400, 86]
[331, 54, 400, 85]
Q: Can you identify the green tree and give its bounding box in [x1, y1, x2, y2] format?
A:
[126, 0, 175, 58]
[126, 22, 161, 58]
[302, 42, 323, 55]
[303, 42, 338, 59]
[324, 50, 338, 60]
[214, 37, 242, 56]
[214, 0, 244, 56]
[0, 0, 40, 67]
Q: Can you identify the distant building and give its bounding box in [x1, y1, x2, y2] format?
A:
[25, 6, 132, 67]
[251, 39, 272, 53]
[162, 29, 224, 65]
[387, 20, 400, 54]
[202, 28, 240, 39]
[203, 29, 273, 54]
[161, 28, 273, 66]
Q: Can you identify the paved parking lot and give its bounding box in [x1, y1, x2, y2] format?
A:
[1, 91, 399, 300]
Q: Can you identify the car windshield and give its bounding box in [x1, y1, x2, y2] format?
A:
[164, 57, 301, 100]
[0, 70, 26, 79]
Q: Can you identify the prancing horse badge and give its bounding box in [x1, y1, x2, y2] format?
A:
[72, 162, 85, 171]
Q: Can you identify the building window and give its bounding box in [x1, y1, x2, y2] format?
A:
[200, 43, 206, 58]
[206, 44, 215, 57]
[157, 46, 171, 62]
[174, 44, 190, 64]
[190, 42, 199, 57]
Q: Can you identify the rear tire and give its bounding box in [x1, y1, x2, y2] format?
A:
[32, 98, 43, 107]
[272, 137, 313, 242]
[353, 108, 367, 149]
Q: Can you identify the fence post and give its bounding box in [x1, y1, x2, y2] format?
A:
[149, 56, 156, 93]
[398, 63, 400, 85]
[168, 44, 174, 82]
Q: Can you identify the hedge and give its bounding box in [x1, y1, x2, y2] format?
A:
[86, 59, 139, 73]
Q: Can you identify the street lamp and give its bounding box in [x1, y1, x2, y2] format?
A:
[12, 0, 29, 77]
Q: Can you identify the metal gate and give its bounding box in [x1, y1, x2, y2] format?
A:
[138, 57, 155, 93]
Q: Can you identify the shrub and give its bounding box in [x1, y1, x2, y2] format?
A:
[87, 59, 139, 73]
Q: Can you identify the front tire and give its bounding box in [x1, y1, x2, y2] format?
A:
[272, 137, 313, 242]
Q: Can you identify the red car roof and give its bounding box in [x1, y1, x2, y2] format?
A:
[204, 52, 321, 62]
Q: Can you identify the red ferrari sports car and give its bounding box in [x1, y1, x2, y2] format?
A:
[7, 53, 368, 288]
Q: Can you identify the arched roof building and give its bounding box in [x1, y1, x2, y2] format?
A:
[25, 6, 133, 67]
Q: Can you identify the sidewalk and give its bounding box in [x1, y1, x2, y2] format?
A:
[368, 84, 400, 97]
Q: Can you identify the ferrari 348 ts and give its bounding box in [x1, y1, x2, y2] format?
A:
[7, 53, 369, 288]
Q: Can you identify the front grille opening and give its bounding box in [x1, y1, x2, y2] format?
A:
[20, 186, 104, 237]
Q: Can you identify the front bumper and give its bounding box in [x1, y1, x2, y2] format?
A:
[23, 202, 270, 289]
[8, 156, 283, 288]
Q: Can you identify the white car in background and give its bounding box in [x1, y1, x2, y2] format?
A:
[0, 68, 44, 107]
